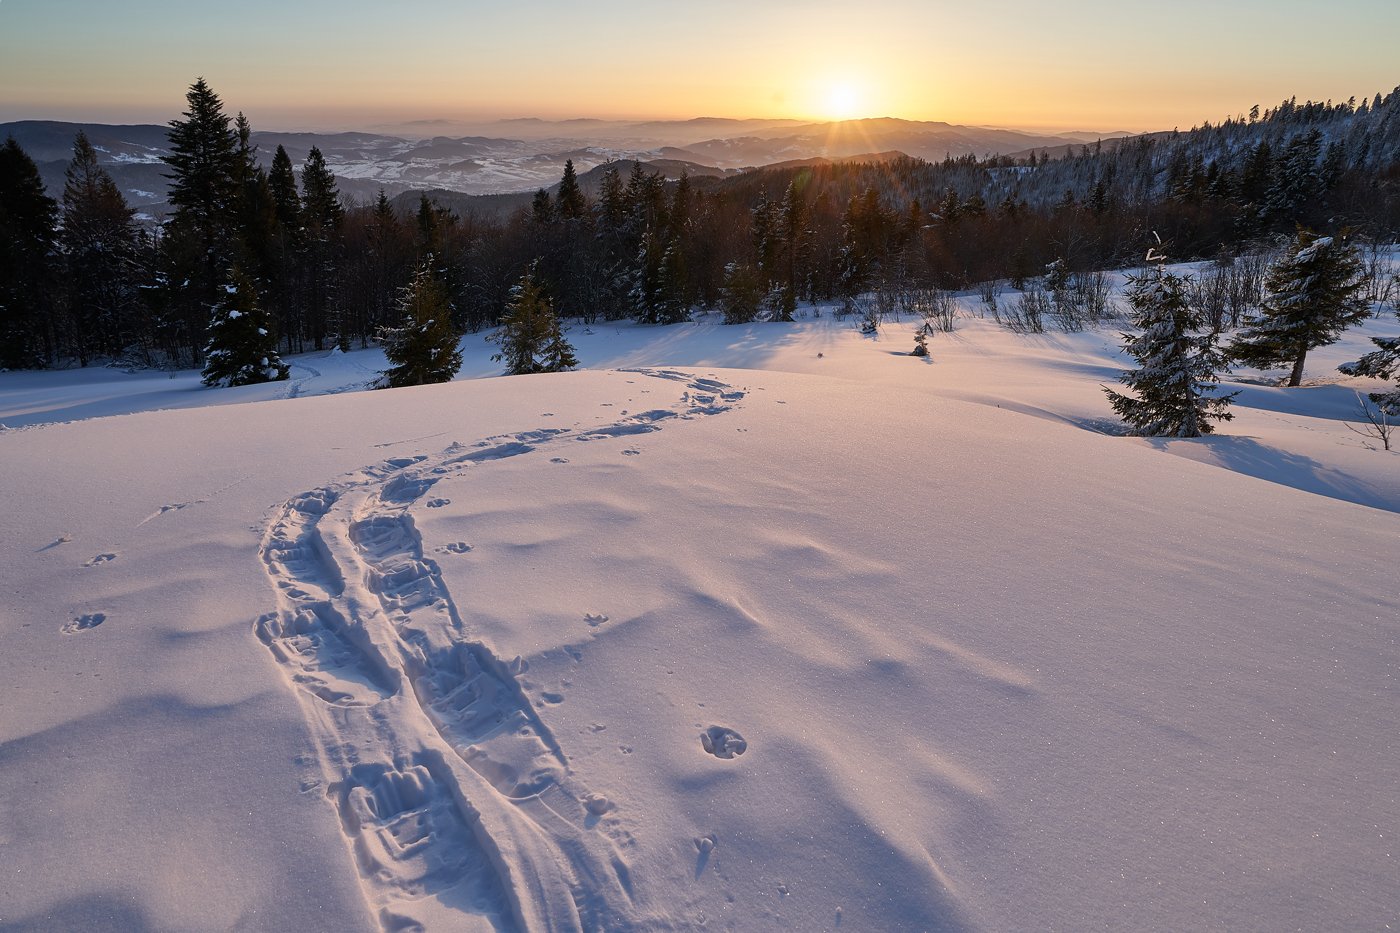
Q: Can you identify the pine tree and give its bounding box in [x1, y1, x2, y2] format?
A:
[162, 77, 241, 349]
[1229, 230, 1370, 386]
[300, 146, 345, 349]
[556, 159, 586, 220]
[201, 267, 288, 387]
[1105, 263, 1236, 437]
[492, 266, 576, 374]
[1339, 321, 1400, 414]
[719, 262, 764, 324]
[379, 259, 462, 388]
[0, 137, 59, 368]
[60, 131, 142, 365]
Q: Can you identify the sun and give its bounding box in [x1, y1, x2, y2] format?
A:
[823, 81, 863, 121]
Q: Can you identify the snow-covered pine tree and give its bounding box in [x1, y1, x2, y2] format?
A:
[1339, 321, 1400, 414]
[541, 311, 580, 372]
[492, 266, 577, 375]
[1105, 261, 1235, 437]
[1228, 229, 1370, 386]
[201, 267, 289, 387]
[378, 259, 461, 388]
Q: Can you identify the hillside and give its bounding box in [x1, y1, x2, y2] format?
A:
[3, 285, 1398, 930]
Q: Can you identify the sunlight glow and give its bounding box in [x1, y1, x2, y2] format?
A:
[824, 81, 863, 121]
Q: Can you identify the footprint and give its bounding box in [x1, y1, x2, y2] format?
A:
[584, 613, 608, 627]
[436, 542, 473, 554]
[425, 498, 451, 509]
[62, 612, 106, 634]
[84, 553, 117, 568]
[700, 726, 747, 760]
[541, 691, 564, 705]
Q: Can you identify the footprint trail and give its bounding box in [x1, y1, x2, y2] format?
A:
[255, 370, 745, 931]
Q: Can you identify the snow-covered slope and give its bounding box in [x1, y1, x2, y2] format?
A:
[2, 307, 1397, 931]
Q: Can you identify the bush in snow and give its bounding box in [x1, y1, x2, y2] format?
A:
[201, 267, 289, 387]
[1105, 263, 1236, 437]
[1228, 229, 1370, 386]
[491, 265, 578, 375]
[378, 259, 462, 388]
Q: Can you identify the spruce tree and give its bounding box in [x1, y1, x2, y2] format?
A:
[300, 146, 344, 350]
[1229, 230, 1370, 386]
[556, 159, 586, 220]
[265, 144, 302, 352]
[492, 266, 576, 374]
[0, 137, 59, 368]
[60, 132, 142, 365]
[201, 267, 289, 387]
[1339, 322, 1400, 414]
[1105, 263, 1236, 437]
[378, 259, 461, 388]
[162, 77, 241, 343]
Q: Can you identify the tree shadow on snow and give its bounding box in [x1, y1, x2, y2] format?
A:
[1143, 435, 1398, 514]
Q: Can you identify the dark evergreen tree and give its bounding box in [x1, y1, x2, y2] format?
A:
[1105, 263, 1236, 437]
[379, 259, 462, 388]
[1229, 230, 1370, 386]
[0, 137, 59, 368]
[201, 267, 288, 387]
[264, 144, 302, 350]
[492, 266, 576, 374]
[60, 132, 143, 365]
[556, 159, 586, 220]
[719, 262, 765, 324]
[300, 146, 345, 350]
[162, 78, 241, 361]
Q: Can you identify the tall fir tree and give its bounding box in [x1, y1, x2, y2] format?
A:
[1105, 261, 1236, 437]
[201, 267, 289, 387]
[1229, 229, 1370, 386]
[379, 258, 461, 388]
[556, 159, 586, 220]
[492, 266, 577, 374]
[300, 146, 345, 349]
[0, 137, 59, 368]
[162, 78, 241, 364]
[60, 131, 143, 365]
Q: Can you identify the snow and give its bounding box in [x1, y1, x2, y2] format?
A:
[2, 287, 1398, 930]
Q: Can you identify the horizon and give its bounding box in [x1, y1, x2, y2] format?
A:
[2, 0, 1397, 135]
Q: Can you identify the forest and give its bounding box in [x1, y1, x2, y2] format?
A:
[2, 79, 1398, 374]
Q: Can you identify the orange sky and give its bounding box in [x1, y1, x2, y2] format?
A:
[1, 0, 1396, 133]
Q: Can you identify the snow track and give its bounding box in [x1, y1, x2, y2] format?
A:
[256, 370, 744, 931]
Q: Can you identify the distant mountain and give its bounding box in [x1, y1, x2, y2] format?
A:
[677, 118, 1105, 166]
[2, 117, 1121, 218]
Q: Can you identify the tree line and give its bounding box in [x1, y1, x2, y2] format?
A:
[2, 78, 1398, 385]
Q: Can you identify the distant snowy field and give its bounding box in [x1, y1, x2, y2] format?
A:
[2, 288, 1398, 931]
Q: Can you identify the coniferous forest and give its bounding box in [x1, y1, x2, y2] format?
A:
[2, 78, 1398, 375]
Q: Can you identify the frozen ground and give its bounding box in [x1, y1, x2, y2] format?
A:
[1, 294, 1397, 931]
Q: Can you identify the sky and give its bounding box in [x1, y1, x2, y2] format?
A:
[1, 0, 1397, 133]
